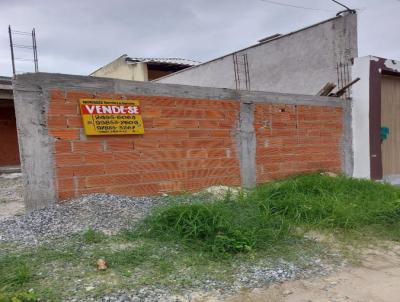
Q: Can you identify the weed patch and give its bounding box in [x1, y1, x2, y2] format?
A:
[249, 174, 400, 237]
[82, 228, 105, 244]
[139, 196, 290, 255]
[138, 174, 400, 255]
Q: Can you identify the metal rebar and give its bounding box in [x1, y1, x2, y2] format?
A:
[8, 25, 16, 76]
[32, 28, 39, 72]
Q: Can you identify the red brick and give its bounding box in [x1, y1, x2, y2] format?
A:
[153, 119, 176, 128]
[73, 141, 104, 153]
[207, 149, 227, 158]
[141, 107, 161, 118]
[187, 149, 207, 158]
[179, 159, 206, 169]
[142, 171, 184, 182]
[166, 130, 189, 138]
[131, 161, 180, 171]
[56, 166, 74, 178]
[199, 120, 219, 129]
[105, 163, 131, 174]
[67, 116, 83, 128]
[107, 141, 134, 151]
[50, 90, 66, 99]
[54, 141, 72, 153]
[210, 130, 230, 137]
[159, 181, 182, 192]
[131, 183, 160, 195]
[112, 151, 141, 162]
[187, 167, 239, 179]
[86, 175, 115, 187]
[142, 118, 153, 128]
[57, 178, 74, 191]
[135, 140, 159, 149]
[184, 109, 205, 118]
[65, 91, 94, 102]
[55, 153, 82, 166]
[49, 103, 78, 115]
[140, 150, 186, 160]
[161, 108, 185, 118]
[204, 110, 225, 119]
[83, 152, 113, 164]
[188, 130, 210, 138]
[182, 139, 225, 149]
[159, 140, 183, 148]
[107, 185, 137, 195]
[73, 164, 104, 176]
[50, 129, 80, 140]
[48, 116, 66, 128]
[143, 129, 169, 139]
[175, 120, 199, 128]
[78, 188, 106, 195]
[218, 121, 234, 128]
[58, 190, 75, 200]
[114, 173, 142, 185]
[145, 98, 175, 107]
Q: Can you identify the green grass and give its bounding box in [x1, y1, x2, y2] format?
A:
[138, 174, 400, 255]
[249, 174, 400, 236]
[138, 195, 290, 255]
[82, 228, 106, 244]
[1, 173, 400, 301]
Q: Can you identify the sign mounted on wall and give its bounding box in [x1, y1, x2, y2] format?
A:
[79, 99, 144, 135]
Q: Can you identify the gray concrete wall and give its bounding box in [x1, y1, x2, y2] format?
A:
[13, 73, 349, 210]
[13, 87, 57, 211]
[155, 13, 358, 95]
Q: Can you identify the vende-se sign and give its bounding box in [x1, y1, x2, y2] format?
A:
[79, 99, 144, 135]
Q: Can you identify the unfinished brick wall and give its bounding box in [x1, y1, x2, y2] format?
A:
[48, 90, 241, 200]
[255, 103, 343, 182]
[47, 89, 344, 201]
[0, 103, 20, 166]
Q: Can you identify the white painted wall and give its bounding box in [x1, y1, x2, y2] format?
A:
[351, 56, 372, 178]
[156, 14, 358, 95]
[91, 55, 148, 81]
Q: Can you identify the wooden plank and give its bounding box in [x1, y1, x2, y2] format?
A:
[330, 77, 360, 97]
[316, 82, 336, 96]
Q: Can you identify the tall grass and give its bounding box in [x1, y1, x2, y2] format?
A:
[140, 197, 290, 255]
[139, 174, 400, 255]
[251, 174, 400, 230]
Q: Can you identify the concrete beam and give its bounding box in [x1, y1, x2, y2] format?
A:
[342, 98, 354, 176]
[14, 73, 343, 108]
[13, 87, 56, 211]
[236, 102, 256, 188]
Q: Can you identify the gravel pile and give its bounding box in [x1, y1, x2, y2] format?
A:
[0, 193, 161, 245]
[0, 193, 343, 301]
[68, 257, 341, 302]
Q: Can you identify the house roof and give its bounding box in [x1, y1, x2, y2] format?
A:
[125, 57, 201, 66]
[0, 76, 13, 101]
[0, 76, 12, 90]
[90, 55, 201, 75]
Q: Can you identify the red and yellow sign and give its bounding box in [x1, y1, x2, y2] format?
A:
[79, 99, 144, 135]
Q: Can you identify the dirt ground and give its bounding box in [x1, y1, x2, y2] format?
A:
[0, 172, 24, 219]
[1, 176, 400, 301]
[206, 243, 400, 302]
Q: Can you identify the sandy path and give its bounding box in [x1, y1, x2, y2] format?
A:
[217, 244, 400, 302]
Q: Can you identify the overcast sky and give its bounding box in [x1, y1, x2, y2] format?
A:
[0, 0, 399, 77]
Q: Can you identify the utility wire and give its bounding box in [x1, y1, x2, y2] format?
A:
[331, 0, 352, 10]
[258, 0, 336, 12]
